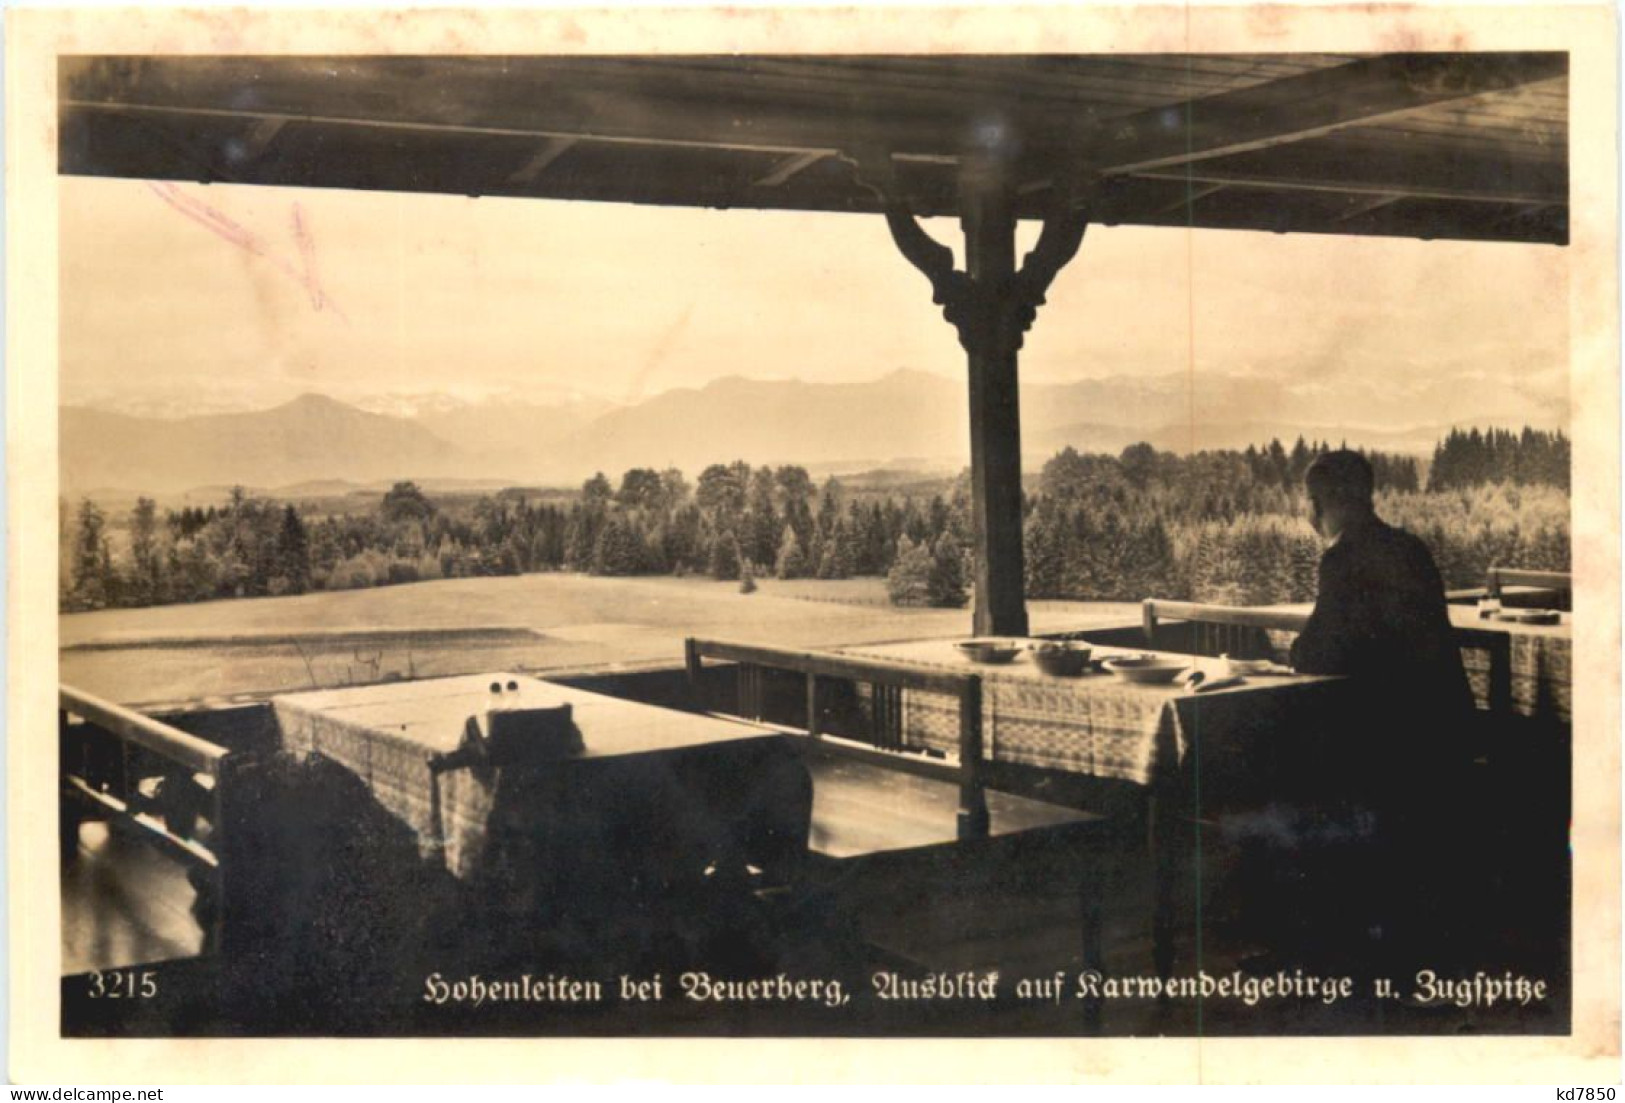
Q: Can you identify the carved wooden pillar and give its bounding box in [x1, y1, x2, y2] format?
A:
[876, 154, 1089, 637]
[960, 158, 1028, 637]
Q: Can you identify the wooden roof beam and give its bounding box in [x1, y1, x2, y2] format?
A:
[1130, 158, 1562, 207]
[1488, 200, 1563, 230]
[505, 137, 577, 185]
[1150, 182, 1227, 216]
[64, 99, 859, 162]
[1095, 53, 1567, 176]
[754, 150, 830, 188]
[1335, 193, 1404, 222]
[238, 116, 287, 161]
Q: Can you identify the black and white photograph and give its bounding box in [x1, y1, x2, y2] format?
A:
[9, 2, 1620, 1084]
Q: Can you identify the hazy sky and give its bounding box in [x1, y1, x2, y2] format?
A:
[60, 174, 1569, 421]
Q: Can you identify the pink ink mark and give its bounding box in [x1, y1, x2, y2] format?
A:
[147, 182, 349, 323]
[290, 203, 341, 318]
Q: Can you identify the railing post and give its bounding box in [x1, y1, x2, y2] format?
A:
[1142, 599, 1158, 647]
[805, 672, 820, 738]
[210, 760, 231, 957]
[684, 636, 713, 714]
[59, 708, 80, 862]
[957, 675, 989, 840]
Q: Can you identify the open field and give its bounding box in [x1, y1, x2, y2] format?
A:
[59, 573, 1138, 707]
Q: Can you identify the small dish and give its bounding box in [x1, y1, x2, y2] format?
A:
[1031, 642, 1093, 677]
[955, 638, 1024, 664]
[1101, 656, 1190, 685]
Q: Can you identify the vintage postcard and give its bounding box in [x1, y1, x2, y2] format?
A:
[8, 2, 1620, 1085]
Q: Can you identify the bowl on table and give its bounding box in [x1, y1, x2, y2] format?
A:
[954, 638, 1024, 665]
[1101, 655, 1190, 685]
[1030, 641, 1093, 677]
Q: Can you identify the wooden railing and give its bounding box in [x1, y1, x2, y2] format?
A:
[1450, 568, 1572, 609]
[60, 685, 233, 954]
[684, 638, 990, 841]
[1139, 600, 1515, 715]
[1141, 599, 1309, 659]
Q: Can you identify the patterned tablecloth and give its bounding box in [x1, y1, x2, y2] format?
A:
[273, 673, 794, 880]
[832, 642, 1343, 788]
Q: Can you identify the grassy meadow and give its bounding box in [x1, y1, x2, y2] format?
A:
[59, 572, 1137, 707]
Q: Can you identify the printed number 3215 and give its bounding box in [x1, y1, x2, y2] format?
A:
[88, 969, 158, 998]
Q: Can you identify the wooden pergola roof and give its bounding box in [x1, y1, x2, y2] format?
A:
[60, 53, 1567, 244]
[57, 51, 1572, 636]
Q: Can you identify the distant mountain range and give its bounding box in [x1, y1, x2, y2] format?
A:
[60, 369, 1565, 496]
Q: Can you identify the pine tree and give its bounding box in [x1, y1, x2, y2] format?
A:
[707, 529, 741, 581]
[69, 499, 112, 610]
[1287, 533, 1321, 603]
[563, 506, 600, 571]
[275, 504, 311, 595]
[592, 514, 645, 576]
[816, 519, 854, 579]
[773, 525, 808, 580]
[128, 497, 166, 605]
[745, 467, 781, 565]
[1023, 504, 1067, 598]
[885, 535, 933, 607]
[926, 533, 968, 608]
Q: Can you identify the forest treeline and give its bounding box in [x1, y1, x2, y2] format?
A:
[60, 430, 1570, 613]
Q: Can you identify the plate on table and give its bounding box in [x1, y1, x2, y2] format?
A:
[1101, 656, 1190, 685]
[1494, 609, 1561, 626]
[954, 638, 1024, 664]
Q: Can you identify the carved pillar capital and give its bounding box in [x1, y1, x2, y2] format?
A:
[883, 203, 1090, 358]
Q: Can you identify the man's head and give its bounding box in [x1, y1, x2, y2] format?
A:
[1304, 449, 1375, 541]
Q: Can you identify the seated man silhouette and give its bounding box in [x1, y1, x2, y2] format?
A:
[1291, 449, 1474, 728]
[1263, 450, 1476, 970]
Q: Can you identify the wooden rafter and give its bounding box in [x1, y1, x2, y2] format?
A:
[1131, 164, 1558, 207]
[57, 53, 1570, 245]
[1335, 193, 1404, 222]
[505, 137, 578, 185]
[754, 150, 830, 187]
[1151, 182, 1227, 216]
[1093, 53, 1567, 176]
[240, 116, 287, 160]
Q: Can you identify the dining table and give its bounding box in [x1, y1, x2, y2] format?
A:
[833, 639, 1353, 793]
[1447, 605, 1573, 724]
[831, 638, 1360, 975]
[271, 673, 813, 918]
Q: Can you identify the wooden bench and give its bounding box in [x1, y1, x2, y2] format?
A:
[685, 636, 994, 841]
[684, 637, 1121, 970]
[801, 744, 1101, 860]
